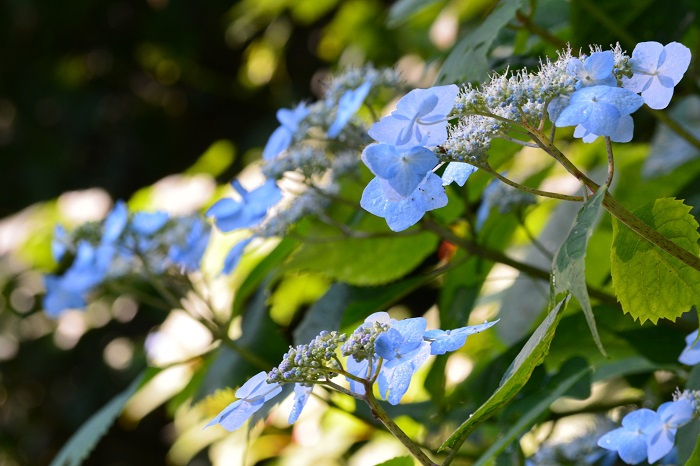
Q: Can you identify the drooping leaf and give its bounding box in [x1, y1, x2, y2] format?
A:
[473, 359, 591, 465]
[440, 295, 570, 452]
[551, 185, 607, 354]
[50, 373, 146, 466]
[437, 0, 524, 84]
[610, 198, 700, 323]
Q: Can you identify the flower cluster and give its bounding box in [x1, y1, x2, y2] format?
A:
[206, 311, 498, 431]
[596, 329, 700, 464]
[44, 202, 211, 317]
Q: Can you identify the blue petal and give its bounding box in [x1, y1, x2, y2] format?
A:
[442, 162, 477, 187]
[288, 384, 313, 424]
[679, 329, 700, 365]
[131, 211, 169, 236]
[262, 126, 293, 161]
[375, 328, 403, 361]
[222, 237, 254, 274]
[102, 201, 128, 245]
[328, 81, 371, 138]
[378, 342, 432, 405]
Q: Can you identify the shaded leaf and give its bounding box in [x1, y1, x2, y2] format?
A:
[611, 198, 700, 323]
[437, 0, 524, 84]
[552, 185, 607, 354]
[50, 373, 146, 466]
[387, 0, 444, 27]
[440, 295, 570, 451]
[293, 283, 349, 345]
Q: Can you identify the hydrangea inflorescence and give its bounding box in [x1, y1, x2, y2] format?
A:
[206, 312, 498, 431]
[44, 202, 212, 317]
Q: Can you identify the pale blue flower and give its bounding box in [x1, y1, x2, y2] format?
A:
[424, 320, 499, 355]
[598, 408, 658, 464]
[679, 329, 700, 365]
[362, 143, 438, 196]
[568, 51, 617, 89]
[573, 114, 634, 143]
[368, 85, 459, 148]
[360, 172, 448, 231]
[206, 180, 282, 232]
[375, 317, 432, 405]
[206, 371, 282, 432]
[288, 384, 313, 424]
[168, 218, 211, 272]
[441, 162, 477, 187]
[555, 85, 644, 138]
[262, 103, 309, 160]
[328, 81, 372, 138]
[623, 41, 691, 110]
[644, 399, 695, 463]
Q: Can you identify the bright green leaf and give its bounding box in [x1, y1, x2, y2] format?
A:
[437, 0, 524, 84]
[611, 198, 700, 324]
[287, 230, 439, 286]
[374, 456, 415, 466]
[50, 373, 145, 466]
[552, 185, 607, 355]
[440, 295, 570, 452]
[269, 272, 330, 326]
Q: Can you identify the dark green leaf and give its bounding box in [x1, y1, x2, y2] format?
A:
[387, 0, 444, 27]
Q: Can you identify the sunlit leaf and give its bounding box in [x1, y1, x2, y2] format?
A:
[440, 295, 570, 451]
[375, 456, 415, 466]
[551, 185, 607, 354]
[611, 198, 700, 323]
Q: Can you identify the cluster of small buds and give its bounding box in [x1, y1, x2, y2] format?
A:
[340, 320, 391, 362]
[262, 146, 332, 179]
[267, 330, 347, 384]
[255, 188, 331, 238]
[441, 114, 499, 165]
[490, 183, 537, 215]
[323, 65, 402, 103]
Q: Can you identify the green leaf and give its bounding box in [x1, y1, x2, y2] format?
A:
[440, 295, 570, 452]
[437, 0, 524, 84]
[552, 185, 607, 355]
[293, 283, 349, 345]
[50, 373, 145, 466]
[473, 360, 591, 465]
[611, 198, 700, 324]
[287, 229, 439, 286]
[387, 0, 444, 27]
[374, 456, 415, 466]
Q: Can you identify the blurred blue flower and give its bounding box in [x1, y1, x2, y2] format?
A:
[555, 85, 644, 139]
[222, 237, 253, 274]
[368, 85, 459, 148]
[130, 211, 169, 236]
[206, 180, 282, 233]
[598, 408, 659, 464]
[679, 329, 700, 365]
[328, 81, 372, 138]
[623, 41, 691, 110]
[102, 201, 129, 244]
[262, 103, 309, 160]
[568, 51, 617, 89]
[168, 218, 211, 272]
[376, 317, 432, 405]
[424, 320, 499, 355]
[206, 371, 282, 432]
[362, 143, 438, 197]
[360, 172, 447, 231]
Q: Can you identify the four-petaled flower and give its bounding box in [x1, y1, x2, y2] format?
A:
[206, 371, 282, 431]
[328, 81, 372, 138]
[597, 408, 659, 464]
[643, 399, 695, 464]
[568, 51, 617, 89]
[678, 329, 700, 366]
[362, 143, 438, 197]
[206, 179, 282, 232]
[424, 320, 499, 355]
[623, 41, 691, 110]
[262, 103, 309, 160]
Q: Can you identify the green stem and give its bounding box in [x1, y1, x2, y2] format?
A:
[479, 163, 584, 202]
[528, 128, 700, 272]
[363, 383, 438, 466]
[514, 10, 568, 49]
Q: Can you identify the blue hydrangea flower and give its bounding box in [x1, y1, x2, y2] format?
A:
[51, 225, 69, 262]
[206, 371, 283, 432]
[678, 329, 700, 365]
[598, 408, 659, 464]
[288, 383, 313, 424]
[102, 201, 129, 244]
[130, 211, 169, 236]
[262, 103, 309, 160]
[43, 275, 88, 317]
[573, 113, 634, 143]
[568, 51, 617, 89]
[623, 41, 691, 110]
[346, 355, 373, 395]
[360, 172, 448, 231]
[441, 162, 478, 187]
[554, 85, 644, 139]
[222, 237, 254, 274]
[327, 81, 372, 138]
[368, 85, 459, 148]
[375, 317, 432, 405]
[206, 180, 282, 232]
[423, 320, 499, 355]
[362, 143, 438, 196]
[168, 218, 211, 272]
[644, 399, 695, 463]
